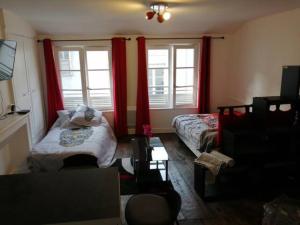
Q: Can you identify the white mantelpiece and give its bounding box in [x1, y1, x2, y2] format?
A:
[0, 113, 31, 174]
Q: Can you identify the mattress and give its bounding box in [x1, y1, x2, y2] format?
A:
[29, 117, 117, 171]
[172, 114, 218, 156]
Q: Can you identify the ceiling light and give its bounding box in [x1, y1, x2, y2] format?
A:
[145, 2, 172, 23]
[162, 11, 171, 21]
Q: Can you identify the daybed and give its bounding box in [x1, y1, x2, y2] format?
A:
[172, 114, 219, 157]
[29, 107, 117, 172]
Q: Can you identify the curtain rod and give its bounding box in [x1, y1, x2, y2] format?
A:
[37, 38, 131, 43]
[144, 36, 224, 40]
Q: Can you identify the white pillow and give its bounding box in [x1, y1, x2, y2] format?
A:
[57, 109, 75, 119]
[70, 106, 102, 127]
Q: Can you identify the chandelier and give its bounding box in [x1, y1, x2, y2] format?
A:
[145, 2, 172, 23]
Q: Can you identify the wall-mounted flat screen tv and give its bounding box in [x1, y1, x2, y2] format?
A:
[0, 40, 17, 81]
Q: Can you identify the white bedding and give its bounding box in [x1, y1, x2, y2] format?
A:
[29, 117, 117, 171]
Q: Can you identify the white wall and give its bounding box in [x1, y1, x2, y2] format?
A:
[38, 34, 231, 132]
[227, 8, 300, 105]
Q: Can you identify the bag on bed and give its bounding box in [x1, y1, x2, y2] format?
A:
[70, 105, 102, 127]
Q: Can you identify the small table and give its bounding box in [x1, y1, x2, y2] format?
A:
[132, 137, 169, 182]
[0, 168, 121, 225]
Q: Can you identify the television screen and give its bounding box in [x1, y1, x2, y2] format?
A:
[0, 40, 17, 81]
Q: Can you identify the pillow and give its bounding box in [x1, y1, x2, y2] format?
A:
[57, 110, 75, 120]
[70, 105, 102, 127]
[56, 109, 82, 129]
[201, 114, 219, 129]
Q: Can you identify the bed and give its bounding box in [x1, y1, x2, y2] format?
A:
[172, 114, 219, 157]
[29, 114, 117, 172]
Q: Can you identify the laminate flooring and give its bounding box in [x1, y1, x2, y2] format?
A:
[116, 133, 265, 225]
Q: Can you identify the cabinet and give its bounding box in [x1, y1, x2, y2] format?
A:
[8, 34, 45, 145]
[0, 114, 31, 174]
[23, 38, 45, 144]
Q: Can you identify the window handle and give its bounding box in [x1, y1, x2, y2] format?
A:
[87, 87, 102, 91]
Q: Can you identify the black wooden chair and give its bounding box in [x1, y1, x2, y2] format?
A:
[125, 189, 181, 225]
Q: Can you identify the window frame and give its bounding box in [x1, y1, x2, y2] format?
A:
[146, 45, 173, 109]
[55, 45, 113, 111]
[84, 46, 113, 110]
[173, 44, 199, 108]
[146, 43, 199, 109]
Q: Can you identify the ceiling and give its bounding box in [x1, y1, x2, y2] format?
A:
[0, 0, 300, 36]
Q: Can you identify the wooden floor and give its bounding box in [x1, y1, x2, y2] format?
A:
[116, 133, 265, 225]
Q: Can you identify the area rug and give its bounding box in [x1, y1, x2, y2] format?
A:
[110, 158, 138, 195]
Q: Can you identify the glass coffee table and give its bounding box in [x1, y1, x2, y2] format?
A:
[131, 137, 169, 183]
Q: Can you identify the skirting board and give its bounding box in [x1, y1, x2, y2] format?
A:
[128, 127, 175, 134]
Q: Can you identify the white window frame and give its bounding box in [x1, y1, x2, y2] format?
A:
[174, 44, 198, 108]
[146, 43, 198, 109]
[146, 45, 173, 109]
[55, 45, 113, 111]
[84, 46, 113, 110]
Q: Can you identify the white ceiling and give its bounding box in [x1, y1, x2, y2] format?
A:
[0, 0, 300, 35]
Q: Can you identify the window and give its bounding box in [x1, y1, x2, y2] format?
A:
[57, 47, 113, 110]
[147, 44, 198, 108]
[175, 47, 197, 106]
[147, 48, 170, 107]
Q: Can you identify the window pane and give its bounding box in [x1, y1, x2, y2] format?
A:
[176, 68, 194, 86]
[176, 48, 194, 68]
[88, 89, 112, 108]
[86, 51, 109, 70]
[148, 68, 169, 88]
[63, 90, 84, 109]
[58, 51, 80, 70]
[148, 87, 169, 106]
[88, 71, 110, 89]
[148, 49, 169, 68]
[176, 87, 193, 105]
[61, 71, 82, 90]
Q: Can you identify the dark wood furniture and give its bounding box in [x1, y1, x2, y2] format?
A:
[194, 163, 206, 198]
[220, 97, 300, 161]
[0, 168, 121, 225]
[194, 96, 300, 199]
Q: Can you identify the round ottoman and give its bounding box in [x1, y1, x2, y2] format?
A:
[125, 194, 173, 225]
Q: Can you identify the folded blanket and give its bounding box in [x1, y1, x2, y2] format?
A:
[194, 150, 235, 175]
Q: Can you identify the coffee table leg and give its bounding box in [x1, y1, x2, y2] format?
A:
[166, 160, 168, 181]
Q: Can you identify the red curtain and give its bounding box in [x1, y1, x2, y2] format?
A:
[112, 38, 128, 137]
[135, 37, 151, 135]
[43, 39, 64, 130]
[198, 36, 211, 113]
